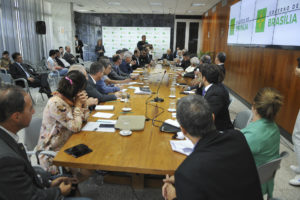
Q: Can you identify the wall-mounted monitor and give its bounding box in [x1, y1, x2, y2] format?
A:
[227, 0, 300, 47]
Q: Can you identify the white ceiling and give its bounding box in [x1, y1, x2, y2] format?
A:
[46, 0, 221, 15]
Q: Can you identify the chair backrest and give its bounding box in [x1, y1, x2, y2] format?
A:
[257, 151, 289, 184]
[233, 110, 253, 129]
[24, 117, 43, 151]
[0, 73, 14, 85]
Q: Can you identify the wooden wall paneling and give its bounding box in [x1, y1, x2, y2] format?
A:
[201, 0, 300, 134]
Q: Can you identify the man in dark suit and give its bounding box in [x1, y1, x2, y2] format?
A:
[63, 46, 77, 65]
[119, 51, 135, 74]
[131, 49, 141, 70]
[86, 62, 119, 102]
[215, 52, 226, 78]
[196, 64, 233, 131]
[139, 49, 151, 67]
[75, 35, 83, 60]
[162, 95, 263, 200]
[180, 52, 191, 70]
[9, 52, 52, 97]
[0, 85, 86, 200]
[137, 35, 148, 51]
[161, 49, 174, 61]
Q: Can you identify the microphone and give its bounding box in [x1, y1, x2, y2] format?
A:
[153, 70, 167, 102]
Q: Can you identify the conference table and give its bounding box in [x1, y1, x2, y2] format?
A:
[53, 66, 192, 188]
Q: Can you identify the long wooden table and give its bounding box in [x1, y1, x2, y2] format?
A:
[53, 68, 191, 187]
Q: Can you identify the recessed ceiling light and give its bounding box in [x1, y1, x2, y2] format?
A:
[77, 4, 84, 7]
[108, 2, 121, 6]
[150, 2, 162, 6]
[191, 3, 206, 7]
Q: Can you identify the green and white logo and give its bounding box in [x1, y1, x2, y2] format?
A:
[256, 8, 267, 33]
[229, 18, 235, 35]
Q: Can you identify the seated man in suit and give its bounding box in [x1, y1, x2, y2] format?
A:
[131, 49, 141, 70]
[139, 49, 151, 67]
[63, 46, 77, 65]
[178, 52, 191, 70]
[196, 64, 233, 131]
[9, 52, 52, 98]
[86, 61, 119, 102]
[161, 49, 174, 61]
[55, 49, 70, 68]
[119, 51, 135, 74]
[162, 95, 263, 200]
[0, 85, 91, 200]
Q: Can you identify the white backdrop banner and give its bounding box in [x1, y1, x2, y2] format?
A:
[102, 26, 171, 58]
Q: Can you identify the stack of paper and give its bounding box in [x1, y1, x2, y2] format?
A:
[95, 105, 114, 111]
[93, 112, 114, 119]
[170, 139, 194, 156]
[134, 87, 151, 95]
[184, 91, 195, 94]
[164, 119, 180, 128]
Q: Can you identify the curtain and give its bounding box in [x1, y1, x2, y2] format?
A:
[0, 0, 52, 64]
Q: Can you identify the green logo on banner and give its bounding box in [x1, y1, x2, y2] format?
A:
[129, 32, 131, 34]
[163, 40, 165, 42]
[162, 48, 165, 50]
[256, 8, 267, 33]
[154, 36, 157, 38]
[120, 36, 122, 38]
[112, 32, 114, 34]
[120, 28, 122, 30]
[112, 39, 114, 42]
[137, 36, 139, 38]
[146, 32, 148, 34]
[163, 32, 165, 35]
[137, 28, 140, 30]
[103, 27, 106, 30]
[229, 18, 235, 35]
[128, 40, 131, 42]
[154, 44, 157, 46]
[112, 47, 115, 49]
[120, 44, 122, 46]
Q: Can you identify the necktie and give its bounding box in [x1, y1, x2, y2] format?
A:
[17, 63, 31, 78]
[202, 89, 206, 96]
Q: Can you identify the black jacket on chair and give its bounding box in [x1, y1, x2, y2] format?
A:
[175, 129, 263, 200]
[0, 128, 61, 200]
[196, 84, 233, 131]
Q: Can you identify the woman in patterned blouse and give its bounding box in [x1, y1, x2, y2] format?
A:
[37, 70, 94, 181]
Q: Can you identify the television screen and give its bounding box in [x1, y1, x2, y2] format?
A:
[237, 0, 256, 44]
[227, 0, 300, 47]
[227, 1, 241, 44]
[251, 0, 277, 45]
[272, 0, 300, 46]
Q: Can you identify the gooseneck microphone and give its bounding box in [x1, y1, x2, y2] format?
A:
[153, 70, 167, 102]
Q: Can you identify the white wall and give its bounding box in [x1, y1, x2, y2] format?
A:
[50, 2, 75, 53]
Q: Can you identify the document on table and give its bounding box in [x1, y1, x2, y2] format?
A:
[95, 105, 114, 111]
[170, 139, 194, 156]
[164, 119, 180, 128]
[81, 121, 116, 133]
[184, 91, 195, 94]
[93, 112, 114, 119]
[134, 87, 151, 94]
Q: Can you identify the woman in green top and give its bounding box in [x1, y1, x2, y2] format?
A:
[241, 87, 283, 199]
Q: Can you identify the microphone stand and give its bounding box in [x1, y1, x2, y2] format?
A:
[153, 70, 167, 102]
